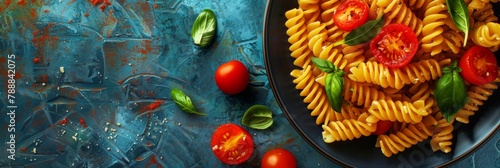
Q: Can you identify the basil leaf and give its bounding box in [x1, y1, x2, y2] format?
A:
[191, 9, 217, 47]
[446, 0, 469, 46]
[344, 17, 385, 46]
[171, 88, 206, 116]
[311, 57, 335, 73]
[241, 105, 273, 130]
[325, 71, 344, 113]
[434, 61, 468, 122]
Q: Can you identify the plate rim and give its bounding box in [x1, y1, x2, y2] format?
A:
[262, 0, 500, 167]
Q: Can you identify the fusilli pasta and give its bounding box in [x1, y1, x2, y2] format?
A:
[285, 0, 500, 157]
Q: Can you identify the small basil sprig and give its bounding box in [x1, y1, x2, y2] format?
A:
[311, 57, 344, 113]
[434, 61, 468, 122]
[446, 0, 469, 46]
[334, 17, 385, 46]
[241, 105, 273, 130]
[171, 88, 206, 116]
[191, 9, 217, 47]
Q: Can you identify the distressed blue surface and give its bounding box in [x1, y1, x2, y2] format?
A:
[0, 0, 498, 167]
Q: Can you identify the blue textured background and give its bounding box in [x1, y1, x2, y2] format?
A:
[0, 0, 498, 167]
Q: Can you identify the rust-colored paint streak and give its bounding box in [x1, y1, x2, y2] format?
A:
[39, 74, 48, 83]
[14, 71, 21, 80]
[153, 4, 158, 9]
[135, 157, 144, 161]
[32, 23, 58, 62]
[79, 117, 87, 128]
[89, 0, 112, 11]
[20, 147, 27, 153]
[4, 0, 12, 6]
[138, 40, 152, 55]
[145, 155, 161, 168]
[286, 138, 296, 144]
[84, 13, 89, 17]
[58, 117, 68, 125]
[17, 0, 26, 6]
[29, 8, 37, 18]
[140, 100, 163, 114]
[33, 57, 40, 63]
[90, 109, 97, 117]
[43, 9, 49, 12]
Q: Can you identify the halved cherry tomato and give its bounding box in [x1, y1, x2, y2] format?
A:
[333, 0, 369, 31]
[369, 24, 418, 68]
[211, 123, 254, 165]
[459, 45, 498, 85]
[373, 120, 393, 135]
[215, 60, 249, 95]
[261, 148, 297, 168]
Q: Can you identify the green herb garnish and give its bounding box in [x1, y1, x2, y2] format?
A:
[446, 0, 470, 46]
[312, 57, 344, 113]
[334, 17, 385, 46]
[171, 88, 206, 116]
[191, 9, 217, 47]
[241, 105, 273, 130]
[434, 61, 468, 122]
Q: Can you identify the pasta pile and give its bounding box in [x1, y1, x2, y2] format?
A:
[286, 0, 500, 157]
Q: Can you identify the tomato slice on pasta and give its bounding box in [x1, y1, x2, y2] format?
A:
[459, 45, 498, 85]
[369, 24, 418, 68]
[333, 0, 369, 31]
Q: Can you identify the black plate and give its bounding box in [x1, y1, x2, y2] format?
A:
[263, 0, 500, 167]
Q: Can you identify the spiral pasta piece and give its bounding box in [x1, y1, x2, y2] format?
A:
[307, 22, 329, 56]
[406, 0, 426, 10]
[376, 115, 437, 157]
[455, 82, 498, 124]
[348, 61, 405, 89]
[430, 112, 454, 153]
[286, 9, 312, 68]
[420, 0, 447, 56]
[298, 0, 321, 23]
[471, 3, 498, 24]
[408, 82, 432, 102]
[468, 0, 489, 11]
[376, 0, 423, 36]
[396, 59, 450, 85]
[342, 44, 367, 71]
[319, 0, 342, 23]
[321, 113, 377, 143]
[367, 99, 431, 123]
[442, 29, 465, 54]
[291, 65, 332, 125]
[344, 78, 393, 108]
[471, 22, 500, 52]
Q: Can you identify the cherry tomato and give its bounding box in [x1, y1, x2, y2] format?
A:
[211, 123, 254, 165]
[261, 148, 297, 168]
[215, 60, 249, 94]
[369, 24, 418, 68]
[333, 0, 369, 31]
[459, 45, 498, 85]
[373, 120, 393, 135]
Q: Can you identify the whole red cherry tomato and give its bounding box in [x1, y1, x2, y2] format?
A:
[261, 148, 297, 168]
[215, 60, 249, 94]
